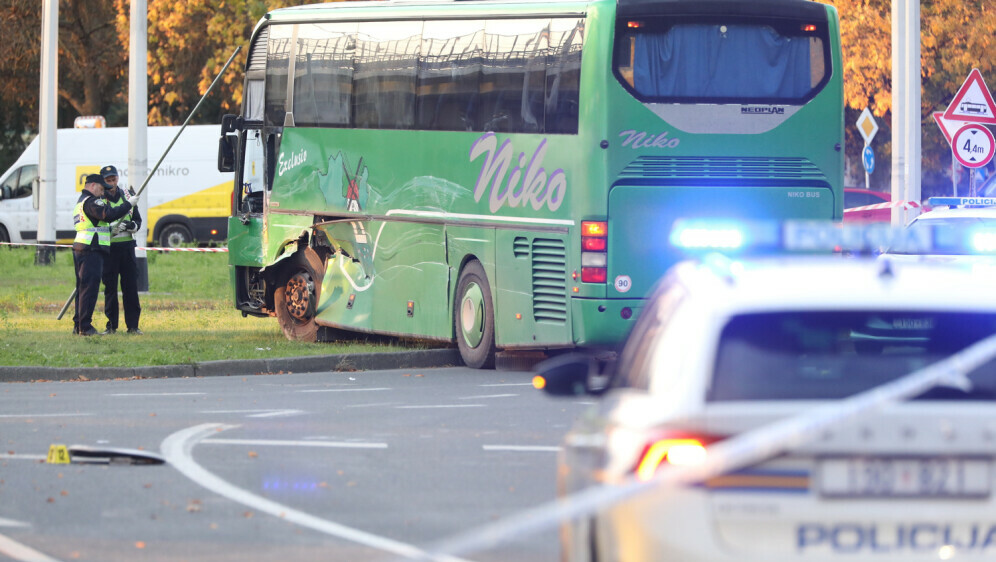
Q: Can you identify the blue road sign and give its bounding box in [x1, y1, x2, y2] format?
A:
[863, 145, 875, 174]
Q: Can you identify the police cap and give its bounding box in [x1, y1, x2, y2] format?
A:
[100, 165, 119, 179]
[85, 173, 110, 189]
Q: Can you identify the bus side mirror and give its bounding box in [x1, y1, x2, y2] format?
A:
[218, 136, 236, 173]
[218, 114, 241, 173]
[220, 114, 242, 135]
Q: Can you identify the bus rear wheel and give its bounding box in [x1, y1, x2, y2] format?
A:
[275, 249, 324, 342]
[455, 260, 496, 369]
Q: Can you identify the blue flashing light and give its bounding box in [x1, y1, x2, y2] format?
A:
[971, 229, 996, 253]
[928, 197, 996, 208]
[670, 223, 745, 250]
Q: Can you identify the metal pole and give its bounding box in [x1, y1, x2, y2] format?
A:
[35, 0, 58, 266]
[904, 0, 921, 223]
[130, 0, 150, 291]
[890, 0, 906, 227]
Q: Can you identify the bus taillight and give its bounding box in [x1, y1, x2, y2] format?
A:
[581, 221, 608, 283]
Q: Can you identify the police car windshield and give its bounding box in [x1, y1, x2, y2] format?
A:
[708, 311, 996, 401]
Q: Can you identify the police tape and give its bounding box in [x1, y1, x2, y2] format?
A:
[0, 241, 227, 252]
[416, 332, 996, 561]
[843, 200, 921, 213]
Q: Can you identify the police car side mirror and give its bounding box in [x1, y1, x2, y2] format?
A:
[534, 353, 602, 397]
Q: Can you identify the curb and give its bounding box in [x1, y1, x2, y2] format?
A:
[0, 349, 464, 383]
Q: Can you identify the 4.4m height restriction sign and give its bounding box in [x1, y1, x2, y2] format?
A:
[952, 124, 995, 168]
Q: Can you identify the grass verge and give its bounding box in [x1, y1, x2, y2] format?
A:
[0, 247, 419, 368]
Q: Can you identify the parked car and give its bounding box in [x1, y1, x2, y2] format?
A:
[843, 187, 891, 222]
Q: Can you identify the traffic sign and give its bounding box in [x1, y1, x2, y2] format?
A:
[952, 124, 996, 168]
[856, 108, 879, 145]
[943, 69, 996, 125]
[933, 111, 961, 147]
[862, 145, 875, 174]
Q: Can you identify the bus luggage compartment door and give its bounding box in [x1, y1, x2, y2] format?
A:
[607, 184, 834, 297]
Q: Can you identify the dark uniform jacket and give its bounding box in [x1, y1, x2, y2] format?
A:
[73, 189, 133, 253]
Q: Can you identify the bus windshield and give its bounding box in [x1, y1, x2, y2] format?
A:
[615, 19, 829, 104]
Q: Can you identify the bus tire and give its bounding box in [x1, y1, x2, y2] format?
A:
[274, 248, 323, 342]
[454, 260, 496, 369]
[0, 225, 9, 245]
[159, 223, 192, 248]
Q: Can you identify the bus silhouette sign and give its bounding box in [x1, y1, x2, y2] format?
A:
[943, 69, 996, 125]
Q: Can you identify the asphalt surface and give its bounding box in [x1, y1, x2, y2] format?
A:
[0, 349, 465, 383]
[0, 364, 589, 562]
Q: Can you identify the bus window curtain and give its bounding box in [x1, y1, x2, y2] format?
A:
[632, 25, 810, 99]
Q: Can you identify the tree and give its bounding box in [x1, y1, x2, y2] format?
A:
[0, 0, 127, 172]
[822, 0, 996, 195]
[115, 0, 297, 126]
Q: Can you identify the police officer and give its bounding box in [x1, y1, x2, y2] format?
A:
[73, 174, 138, 336]
[100, 165, 143, 334]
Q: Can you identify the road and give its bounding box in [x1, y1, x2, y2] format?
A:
[0, 366, 593, 562]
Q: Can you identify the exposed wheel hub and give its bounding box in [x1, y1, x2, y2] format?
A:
[285, 272, 315, 322]
[460, 282, 484, 347]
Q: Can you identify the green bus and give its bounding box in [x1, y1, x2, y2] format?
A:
[220, 0, 844, 368]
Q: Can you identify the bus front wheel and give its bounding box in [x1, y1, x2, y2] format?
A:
[455, 260, 496, 369]
[274, 249, 324, 342]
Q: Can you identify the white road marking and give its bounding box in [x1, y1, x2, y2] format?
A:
[459, 394, 517, 400]
[0, 454, 46, 461]
[344, 402, 399, 409]
[161, 423, 467, 561]
[0, 413, 93, 418]
[478, 383, 533, 387]
[395, 405, 485, 409]
[0, 532, 61, 562]
[297, 387, 391, 393]
[201, 409, 304, 418]
[0, 518, 29, 528]
[202, 438, 387, 449]
[482, 445, 561, 453]
[108, 392, 205, 396]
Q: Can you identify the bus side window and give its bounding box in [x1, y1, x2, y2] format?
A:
[418, 20, 485, 132]
[480, 18, 549, 133]
[546, 18, 583, 134]
[354, 20, 420, 130]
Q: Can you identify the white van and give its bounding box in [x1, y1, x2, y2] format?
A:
[0, 124, 231, 247]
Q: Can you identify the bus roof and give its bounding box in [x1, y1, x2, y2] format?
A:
[263, 0, 598, 23]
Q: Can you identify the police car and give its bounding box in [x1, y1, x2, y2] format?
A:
[887, 197, 996, 263]
[538, 226, 996, 562]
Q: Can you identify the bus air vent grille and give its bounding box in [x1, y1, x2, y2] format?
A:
[513, 237, 530, 258]
[620, 156, 827, 183]
[531, 238, 567, 323]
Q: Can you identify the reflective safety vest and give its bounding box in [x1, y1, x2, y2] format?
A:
[73, 196, 111, 247]
[107, 195, 134, 242]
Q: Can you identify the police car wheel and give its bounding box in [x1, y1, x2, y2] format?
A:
[454, 260, 496, 369]
[275, 249, 323, 342]
[0, 225, 8, 244]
